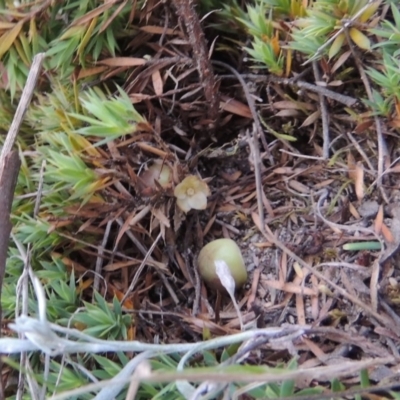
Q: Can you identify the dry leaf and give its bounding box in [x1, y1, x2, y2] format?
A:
[382, 222, 395, 244]
[293, 262, 304, 279]
[264, 280, 317, 296]
[151, 207, 170, 228]
[359, 0, 382, 23]
[347, 152, 356, 180]
[329, 32, 345, 59]
[140, 26, 179, 35]
[354, 119, 374, 134]
[349, 201, 361, 219]
[98, 0, 128, 33]
[103, 259, 141, 272]
[78, 66, 108, 79]
[296, 294, 306, 325]
[374, 205, 384, 234]
[70, 2, 115, 26]
[348, 154, 364, 201]
[288, 180, 310, 194]
[273, 100, 314, 110]
[220, 95, 252, 118]
[0, 22, 16, 29]
[354, 162, 364, 201]
[99, 57, 146, 67]
[301, 110, 321, 127]
[152, 69, 163, 96]
[275, 109, 301, 117]
[273, 167, 294, 174]
[0, 22, 23, 59]
[349, 27, 370, 50]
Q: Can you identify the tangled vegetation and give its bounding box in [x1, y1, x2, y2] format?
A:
[1, 0, 400, 398]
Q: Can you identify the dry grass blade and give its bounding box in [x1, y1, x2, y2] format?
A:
[0, 21, 23, 59]
[121, 231, 163, 304]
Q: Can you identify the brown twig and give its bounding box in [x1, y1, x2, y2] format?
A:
[173, 0, 220, 125]
[121, 231, 163, 304]
[93, 220, 112, 297]
[220, 73, 357, 107]
[344, 29, 387, 193]
[0, 153, 21, 398]
[0, 53, 45, 399]
[33, 159, 46, 218]
[345, 131, 375, 171]
[247, 128, 265, 234]
[192, 253, 201, 316]
[158, 271, 180, 306]
[0, 153, 20, 286]
[268, 75, 358, 108]
[247, 267, 261, 311]
[312, 61, 330, 159]
[0, 54, 45, 165]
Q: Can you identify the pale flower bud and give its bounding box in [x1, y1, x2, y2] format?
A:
[174, 175, 210, 213]
[139, 160, 172, 190]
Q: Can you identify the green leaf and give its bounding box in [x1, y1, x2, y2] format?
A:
[331, 378, 345, 392]
[342, 242, 382, 251]
[93, 355, 122, 377]
[360, 369, 370, 388]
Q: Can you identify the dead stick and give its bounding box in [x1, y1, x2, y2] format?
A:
[0, 153, 20, 282]
[0, 53, 45, 398]
[0, 151, 20, 399]
[312, 61, 330, 159]
[220, 73, 357, 108]
[173, 0, 220, 124]
[0, 53, 45, 167]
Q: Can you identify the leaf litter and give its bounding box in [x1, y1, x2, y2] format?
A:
[3, 0, 400, 397]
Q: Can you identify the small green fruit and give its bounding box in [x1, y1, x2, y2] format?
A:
[198, 238, 247, 291]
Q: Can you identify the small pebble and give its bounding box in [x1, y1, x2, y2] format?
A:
[358, 200, 379, 218]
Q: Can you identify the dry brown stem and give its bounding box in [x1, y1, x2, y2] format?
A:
[173, 0, 220, 125]
[0, 52, 45, 399]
